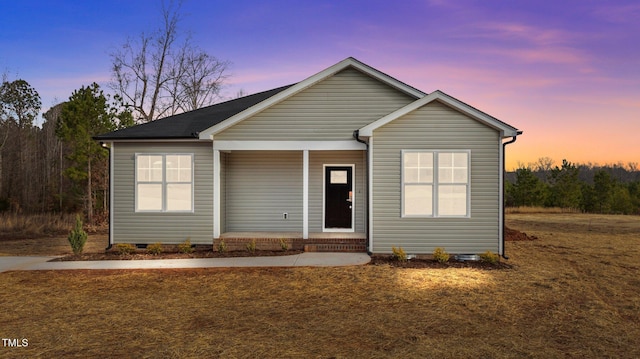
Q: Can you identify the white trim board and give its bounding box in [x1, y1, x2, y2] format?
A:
[213, 140, 366, 151]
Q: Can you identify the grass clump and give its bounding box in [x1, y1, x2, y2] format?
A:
[432, 247, 450, 263]
[178, 239, 194, 253]
[115, 243, 136, 255]
[391, 246, 407, 262]
[67, 215, 88, 255]
[246, 239, 257, 253]
[480, 250, 499, 264]
[147, 242, 163, 255]
[279, 238, 289, 251]
[217, 239, 227, 253]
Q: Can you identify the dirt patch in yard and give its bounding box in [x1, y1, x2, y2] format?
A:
[505, 226, 538, 241]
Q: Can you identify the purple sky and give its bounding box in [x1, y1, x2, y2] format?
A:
[1, 0, 638, 169]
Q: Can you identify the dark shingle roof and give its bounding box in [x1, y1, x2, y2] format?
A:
[94, 84, 294, 140]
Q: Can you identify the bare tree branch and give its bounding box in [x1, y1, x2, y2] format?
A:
[109, 0, 229, 122]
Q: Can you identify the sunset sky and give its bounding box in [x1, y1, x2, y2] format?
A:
[1, 0, 638, 170]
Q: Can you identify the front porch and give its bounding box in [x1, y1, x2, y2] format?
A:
[216, 232, 367, 252]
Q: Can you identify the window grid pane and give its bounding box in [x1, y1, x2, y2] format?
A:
[137, 183, 162, 211]
[438, 184, 467, 216]
[404, 184, 433, 216]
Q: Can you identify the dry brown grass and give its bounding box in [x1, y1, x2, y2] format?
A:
[0, 212, 78, 239]
[1, 213, 639, 358]
[506, 206, 580, 214]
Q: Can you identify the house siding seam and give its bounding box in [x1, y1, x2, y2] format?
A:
[112, 142, 213, 244]
[371, 101, 500, 254]
[214, 68, 415, 141]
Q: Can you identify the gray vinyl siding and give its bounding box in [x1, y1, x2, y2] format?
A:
[371, 101, 501, 254]
[309, 151, 366, 233]
[225, 151, 303, 231]
[112, 142, 214, 244]
[215, 68, 415, 141]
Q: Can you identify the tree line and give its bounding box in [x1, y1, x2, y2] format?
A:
[0, 1, 228, 223]
[506, 158, 640, 214]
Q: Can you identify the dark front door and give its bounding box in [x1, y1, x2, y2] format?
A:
[325, 166, 353, 229]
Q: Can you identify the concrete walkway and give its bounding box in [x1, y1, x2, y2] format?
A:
[0, 252, 371, 272]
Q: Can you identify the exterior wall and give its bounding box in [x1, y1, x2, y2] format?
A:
[215, 68, 415, 141]
[309, 151, 366, 233]
[112, 142, 213, 244]
[371, 101, 501, 254]
[225, 151, 303, 231]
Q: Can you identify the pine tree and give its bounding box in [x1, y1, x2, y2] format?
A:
[56, 83, 133, 222]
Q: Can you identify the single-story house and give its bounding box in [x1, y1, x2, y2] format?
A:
[95, 57, 521, 256]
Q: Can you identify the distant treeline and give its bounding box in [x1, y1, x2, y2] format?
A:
[506, 158, 640, 214]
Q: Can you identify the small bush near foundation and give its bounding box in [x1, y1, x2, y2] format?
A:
[178, 239, 194, 253]
[217, 239, 227, 253]
[480, 250, 499, 264]
[147, 242, 163, 255]
[246, 239, 257, 253]
[391, 246, 407, 262]
[432, 247, 450, 263]
[115, 243, 136, 255]
[279, 238, 289, 251]
[67, 215, 88, 255]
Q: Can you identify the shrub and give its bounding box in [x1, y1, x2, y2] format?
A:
[115, 243, 136, 255]
[147, 242, 163, 255]
[480, 250, 499, 264]
[67, 215, 88, 255]
[279, 238, 289, 251]
[217, 239, 227, 253]
[178, 239, 194, 253]
[246, 239, 257, 253]
[391, 246, 407, 262]
[432, 247, 450, 263]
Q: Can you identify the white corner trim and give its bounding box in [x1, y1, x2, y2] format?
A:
[358, 91, 520, 137]
[199, 57, 425, 140]
[213, 140, 366, 151]
[213, 149, 221, 238]
[109, 142, 114, 246]
[303, 150, 309, 240]
[368, 137, 374, 252]
[498, 139, 504, 255]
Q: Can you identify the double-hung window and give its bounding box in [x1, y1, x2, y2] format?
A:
[136, 154, 193, 212]
[402, 150, 469, 217]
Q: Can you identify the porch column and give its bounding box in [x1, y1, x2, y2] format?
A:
[213, 149, 221, 238]
[303, 150, 309, 239]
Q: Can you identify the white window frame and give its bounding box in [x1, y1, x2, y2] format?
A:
[401, 150, 470, 218]
[135, 153, 194, 213]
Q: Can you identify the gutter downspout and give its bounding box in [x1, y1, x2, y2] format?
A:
[501, 132, 521, 259]
[99, 142, 113, 251]
[353, 130, 371, 254]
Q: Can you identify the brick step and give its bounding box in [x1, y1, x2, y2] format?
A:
[304, 243, 367, 252]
